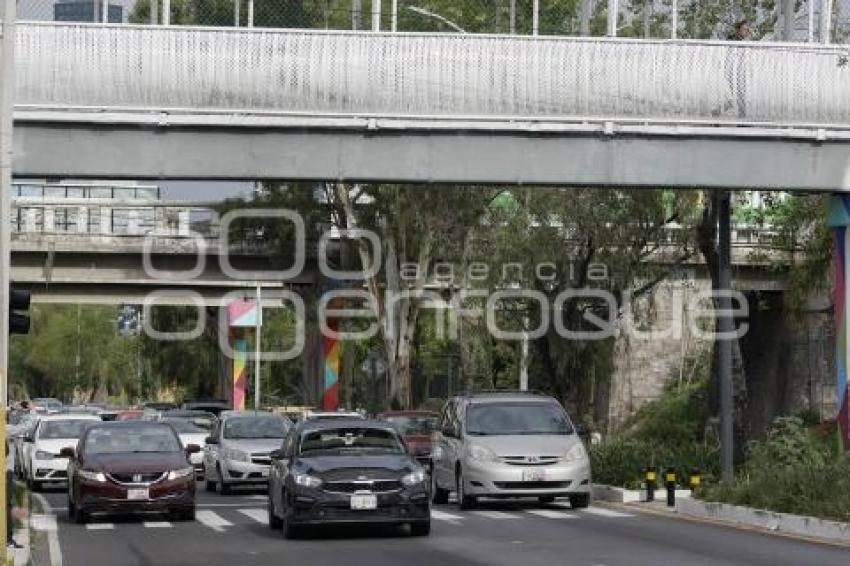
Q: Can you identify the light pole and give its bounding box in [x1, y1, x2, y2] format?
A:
[0, 0, 16, 544]
[407, 6, 467, 33]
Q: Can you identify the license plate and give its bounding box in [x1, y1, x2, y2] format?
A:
[350, 493, 377, 510]
[522, 469, 546, 482]
[127, 488, 149, 500]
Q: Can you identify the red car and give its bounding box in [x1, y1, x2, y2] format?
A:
[377, 411, 439, 467]
[64, 421, 199, 523]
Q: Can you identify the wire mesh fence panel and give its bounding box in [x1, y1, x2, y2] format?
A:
[16, 23, 850, 126]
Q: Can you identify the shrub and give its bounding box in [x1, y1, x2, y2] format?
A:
[700, 416, 850, 522]
[590, 438, 719, 489]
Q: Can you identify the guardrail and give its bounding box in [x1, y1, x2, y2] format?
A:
[14, 22, 850, 129]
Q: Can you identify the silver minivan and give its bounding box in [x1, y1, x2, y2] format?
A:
[431, 392, 591, 509]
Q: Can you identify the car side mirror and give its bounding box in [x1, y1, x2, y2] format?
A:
[185, 444, 201, 454]
[59, 447, 75, 459]
[269, 449, 285, 460]
[205, 436, 217, 445]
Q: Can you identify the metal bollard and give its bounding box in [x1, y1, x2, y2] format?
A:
[644, 466, 657, 502]
[664, 466, 677, 507]
[688, 468, 702, 492]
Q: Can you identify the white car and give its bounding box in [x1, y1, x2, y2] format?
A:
[24, 414, 101, 491]
[160, 417, 209, 479]
[11, 413, 40, 479]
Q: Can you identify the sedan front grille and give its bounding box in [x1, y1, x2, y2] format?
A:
[323, 480, 401, 494]
[107, 472, 166, 485]
[250, 454, 272, 466]
[320, 468, 399, 482]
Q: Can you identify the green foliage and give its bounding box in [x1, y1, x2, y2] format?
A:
[590, 380, 719, 487]
[701, 417, 850, 522]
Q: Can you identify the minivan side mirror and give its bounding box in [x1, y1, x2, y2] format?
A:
[59, 447, 75, 459]
[205, 436, 218, 445]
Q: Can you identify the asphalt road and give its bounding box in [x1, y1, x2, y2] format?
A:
[30, 483, 850, 566]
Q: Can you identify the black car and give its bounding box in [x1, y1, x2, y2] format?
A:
[268, 419, 430, 538]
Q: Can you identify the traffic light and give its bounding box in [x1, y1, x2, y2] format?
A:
[9, 289, 31, 335]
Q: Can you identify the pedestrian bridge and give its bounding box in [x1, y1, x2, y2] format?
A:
[12, 22, 850, 189]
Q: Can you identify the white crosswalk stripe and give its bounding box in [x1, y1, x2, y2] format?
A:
[472, 510, 518, 520]
[238, 508, 268, 525]
[196, 510, 233, 532]
[143, 521, 172, 528]
[85, 523, 115, 530]
[580, 507, 634, 518]
[431, 510, 463, 523]
[526, 509, 579, 520]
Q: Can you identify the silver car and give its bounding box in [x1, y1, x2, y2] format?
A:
[203, 411, 291, 495]
[431, 392, 591, 510]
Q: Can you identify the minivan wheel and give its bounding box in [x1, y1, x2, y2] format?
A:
[432, 471, 449, 505]
[569, 494, 590, 509]
[456, 469, 477, 510]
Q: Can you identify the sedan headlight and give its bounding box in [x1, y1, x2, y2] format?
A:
[34, 450, 54, 461]
[467, 444, 499, 463]
[293, 473, 322, 489]
[78, 469, 107, 483]
[226, 449, 250, 463]
[167, 467, 195, 481]
[401, 470, 427, 487]
[562, 443, 588, 462]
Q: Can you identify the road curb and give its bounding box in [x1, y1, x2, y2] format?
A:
[598, 498, 850, 548]
[592, 484, 691, 504]
[676, 497, 850, 545]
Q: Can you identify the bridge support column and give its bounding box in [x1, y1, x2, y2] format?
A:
[827, 195, 850, 449]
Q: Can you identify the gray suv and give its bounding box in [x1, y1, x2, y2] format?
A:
[431, 392, 591, 509]
[203, 411, 291, 494]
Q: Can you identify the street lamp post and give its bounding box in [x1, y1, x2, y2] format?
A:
[0, 0, 16, 546]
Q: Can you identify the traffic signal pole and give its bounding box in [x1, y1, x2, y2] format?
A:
[0, 0, 16, 549]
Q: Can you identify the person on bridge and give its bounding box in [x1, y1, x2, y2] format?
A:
[724, 20, 752, 119]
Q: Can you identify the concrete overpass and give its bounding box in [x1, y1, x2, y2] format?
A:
[11, 23, 850, 190]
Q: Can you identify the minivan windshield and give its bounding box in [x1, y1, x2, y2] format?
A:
[223, 416, 289, 440]
[466, 402, 574, 436]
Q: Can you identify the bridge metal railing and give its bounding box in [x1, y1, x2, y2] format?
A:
[14, 22, 850, 129]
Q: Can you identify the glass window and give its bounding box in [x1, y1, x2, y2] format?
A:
[84, 426, 182, 454]
[384, 415, 438, 436]
[38, 419, 95, 440]
[465, 402, 574, 436]
[299, 427, 405, 456]
[223, 416, 289, 440]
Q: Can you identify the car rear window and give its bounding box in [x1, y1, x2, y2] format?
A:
[299, 427, 405, 455]
[85, 426, 182, 454]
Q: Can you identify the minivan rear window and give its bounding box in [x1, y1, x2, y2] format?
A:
[466, 402, 573, 436]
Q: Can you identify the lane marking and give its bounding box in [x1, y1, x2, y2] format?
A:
[30, 492, 63, 566]
[581, 507, 635, 518]
[85, 523, 115, 530]
[143, 521, 172, 528]
[472, 510, 517, 520]
[238, 508, 268, 525]
[431, 510, 463, 523]
[196, 510, 233, 532]
[526, 509, 579, 520]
